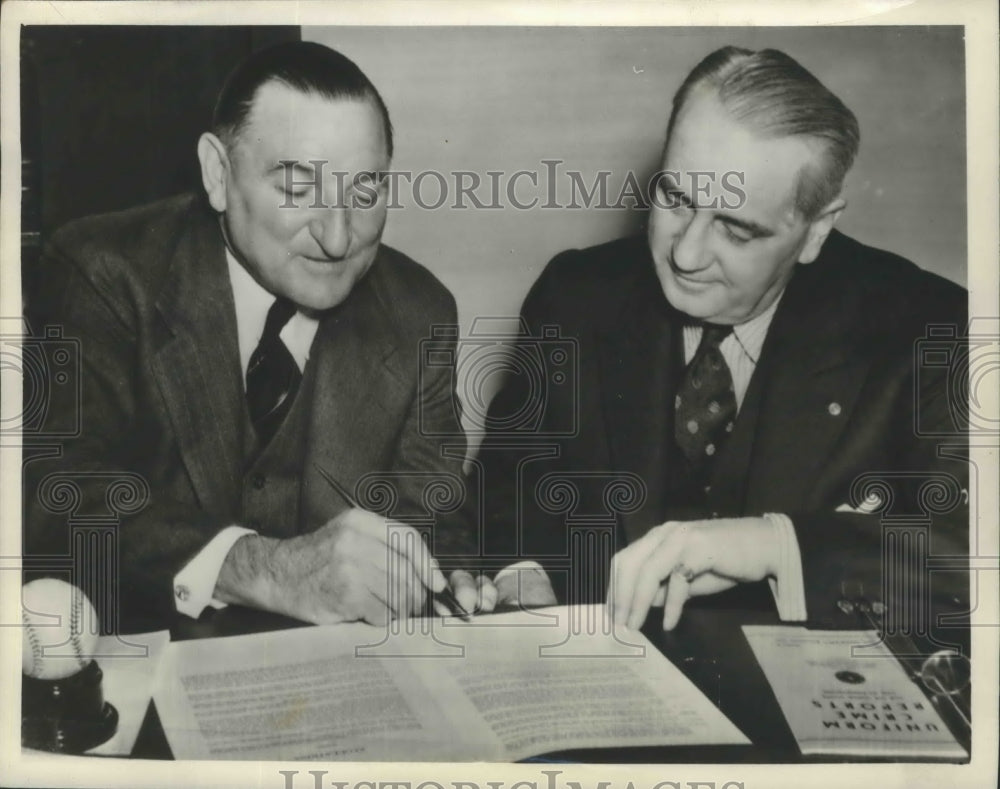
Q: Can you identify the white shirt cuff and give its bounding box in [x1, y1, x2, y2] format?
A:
[173, 526, 257, 618]
[494, 560, 545, 583]
[763, 512, 807, 621]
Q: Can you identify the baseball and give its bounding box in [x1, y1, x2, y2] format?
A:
[21, 579, 101, 680]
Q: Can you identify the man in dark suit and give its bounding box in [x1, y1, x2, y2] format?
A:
[24, 42, 489, 631]
[480, 46, 968, 649]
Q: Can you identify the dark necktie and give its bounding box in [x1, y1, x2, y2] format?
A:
[674, 324, 737, 487]
[246, 298, 301, 449]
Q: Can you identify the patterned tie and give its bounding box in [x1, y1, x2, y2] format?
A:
[674, 324, 737, 488]
[246, 297, 301, 449]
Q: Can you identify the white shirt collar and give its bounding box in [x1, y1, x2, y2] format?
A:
[729, 290, 784, 365]
[225, 248, 320, 381]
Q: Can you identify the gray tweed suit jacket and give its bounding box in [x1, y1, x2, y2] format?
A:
[24, 194, 476, 630]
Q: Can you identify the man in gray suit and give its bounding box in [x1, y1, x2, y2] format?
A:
[25, 42, 490, 630]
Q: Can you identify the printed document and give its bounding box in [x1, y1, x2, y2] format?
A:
[744, 625, 966, 759]
[154, 605, 748, 760]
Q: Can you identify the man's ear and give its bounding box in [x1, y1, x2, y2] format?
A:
[197, 132, 230, 213]
[797, 196, 845, 265]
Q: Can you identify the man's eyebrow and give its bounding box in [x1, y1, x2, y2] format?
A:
[717, 214, 774, 239]
[657, 172, 694, 206]
[658, 172, 775, 237]
[658, 172, 685, 194]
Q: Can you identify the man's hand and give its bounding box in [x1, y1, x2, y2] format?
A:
[493, 565, 557, 609]
[431, 566, 557, 617]
[608, 517, 781, 631]
[215, 508, 446, 625]
[432, 570, 497, 616]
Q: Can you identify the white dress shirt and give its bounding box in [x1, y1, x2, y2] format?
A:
[681, 294, 807, 621]
[173, 250, 319, 618]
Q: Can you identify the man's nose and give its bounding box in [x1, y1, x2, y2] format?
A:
[309, 207, 350, 259]
[670, 211, 711, 273]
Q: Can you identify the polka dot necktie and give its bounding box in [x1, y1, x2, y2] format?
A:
[246, 297, 301, 449]
[674, 324, 737, 487]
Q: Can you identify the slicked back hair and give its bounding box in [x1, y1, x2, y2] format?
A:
[212, 41, 394, 158]
[667, 46, 860, 219]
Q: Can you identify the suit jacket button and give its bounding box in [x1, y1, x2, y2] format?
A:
[252, 474, 266, 490]
[828, 402, 842, 416]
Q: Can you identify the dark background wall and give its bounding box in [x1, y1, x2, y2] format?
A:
[20, 25, 300, 292]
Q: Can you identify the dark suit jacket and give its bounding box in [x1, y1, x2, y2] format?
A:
[479, 231, 968, 647]
[24, 194, 475, 630]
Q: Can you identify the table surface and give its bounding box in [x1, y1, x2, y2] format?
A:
[128, 602, 971, 764]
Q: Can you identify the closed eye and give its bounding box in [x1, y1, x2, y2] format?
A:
[718, 220, 753, 244]
[276, 184, 310, 199]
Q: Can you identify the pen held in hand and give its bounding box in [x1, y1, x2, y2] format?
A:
[313, 463, 471, 621]
[313, 463, 360, 508]
[434, 587, 473, 622]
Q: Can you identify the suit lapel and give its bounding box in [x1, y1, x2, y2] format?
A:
[598, 255, 678, 543]
[740, 247, 876, 513]
[300, 256, 413, 529]
[150, 203, 246, 516]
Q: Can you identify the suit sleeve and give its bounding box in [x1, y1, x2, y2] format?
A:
[383, 287, 479, 568]
[23, 235, 230, 631]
